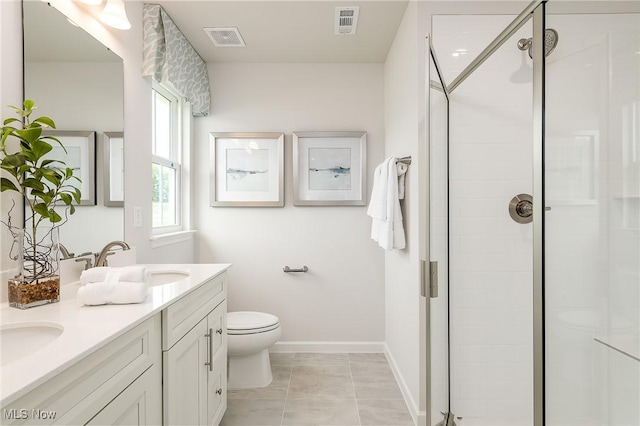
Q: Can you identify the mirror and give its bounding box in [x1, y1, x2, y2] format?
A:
[23, 1, 124, 257]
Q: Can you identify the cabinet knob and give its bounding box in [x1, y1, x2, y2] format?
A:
[216, 388, 222, 395]
[216, 328, 223, 334]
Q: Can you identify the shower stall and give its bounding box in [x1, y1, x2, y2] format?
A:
[425, 1, 639, 425]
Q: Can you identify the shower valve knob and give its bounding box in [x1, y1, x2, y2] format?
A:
[509, 193, 534, 224]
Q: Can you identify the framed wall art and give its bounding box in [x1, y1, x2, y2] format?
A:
[293, 131, 367, 206]
[43, 130, 96, 206]
[103, 132, 124, 207]
[210, 132, 285, 207]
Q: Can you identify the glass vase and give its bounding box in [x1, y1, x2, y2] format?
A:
[8, 227, 60, 309]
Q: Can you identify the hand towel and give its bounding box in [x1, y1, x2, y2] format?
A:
[367, 157, 406, 250]
[80, 265, 150, 285]
[77, 271, 148, 306]
[397, 162, 408, 200]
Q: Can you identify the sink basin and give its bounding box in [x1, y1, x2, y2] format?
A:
[0, 322, 64, 366]
[148, 270, 190, 286]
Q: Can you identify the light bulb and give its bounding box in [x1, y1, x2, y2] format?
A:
[99, 0, 131, 30]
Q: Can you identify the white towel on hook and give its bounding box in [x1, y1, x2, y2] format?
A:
[397, 162, 408, 200]
[367, 157, 406, 250]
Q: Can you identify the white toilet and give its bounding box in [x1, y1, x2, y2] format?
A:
[227, 311, 281, 389]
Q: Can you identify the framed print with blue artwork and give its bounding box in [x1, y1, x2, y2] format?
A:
[210, 132, 284, 207]
[293, 131, 366, 206]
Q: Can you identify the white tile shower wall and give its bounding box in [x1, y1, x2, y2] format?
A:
[434, 15, 534, 426]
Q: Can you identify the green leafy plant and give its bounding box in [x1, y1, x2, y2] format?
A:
[1, 100, 81, 282]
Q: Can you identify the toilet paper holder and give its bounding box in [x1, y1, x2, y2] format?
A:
[283, 266, 309, 273]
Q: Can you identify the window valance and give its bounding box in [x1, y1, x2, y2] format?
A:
[142, 4, 210, 116]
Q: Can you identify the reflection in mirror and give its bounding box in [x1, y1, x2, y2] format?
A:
[23, 1, 124, 256]
[104, 132, 124, 207]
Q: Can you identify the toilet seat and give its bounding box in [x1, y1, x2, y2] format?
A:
[227, 311, 280, 335]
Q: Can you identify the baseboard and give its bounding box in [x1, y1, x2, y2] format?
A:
[384, 343, 420, 426]
[270, 341, 385, 353]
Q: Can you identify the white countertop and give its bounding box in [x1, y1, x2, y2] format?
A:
[0, 263, 231, 406]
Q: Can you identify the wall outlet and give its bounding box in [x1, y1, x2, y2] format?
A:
[133, 206, 142, 228]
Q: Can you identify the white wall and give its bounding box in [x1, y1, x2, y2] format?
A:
[194, 63, 386, 347]
[383, 2, 424, 422]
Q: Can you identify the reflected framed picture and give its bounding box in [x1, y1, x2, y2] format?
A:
[104, 132, 124, 207]
[293, 131, 367, 206]
[43, 130, 96, 206]
[210, 132, 284, 207]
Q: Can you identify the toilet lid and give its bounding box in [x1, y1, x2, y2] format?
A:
[227, 311, 279, 335]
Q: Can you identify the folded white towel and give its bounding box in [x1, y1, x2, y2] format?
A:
[367, 157, 406, 250]
[77, 271, 148, 306]
[80, 265, 150, 285]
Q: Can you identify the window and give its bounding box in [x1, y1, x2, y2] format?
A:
[152, 83, 183, 233]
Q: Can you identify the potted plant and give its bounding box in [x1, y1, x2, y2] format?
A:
[1, 100, 81, 309]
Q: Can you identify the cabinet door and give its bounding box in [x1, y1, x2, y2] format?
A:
[207, 301, 227, 425]
[163, 318, 208, 426]
[86, 365, 162, 426]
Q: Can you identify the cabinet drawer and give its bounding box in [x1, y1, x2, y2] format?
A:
[162, 272, 226, 351]
[207, 355, 227, 426]
[2, 315, 161, 425]
[208, 300, 226, 361]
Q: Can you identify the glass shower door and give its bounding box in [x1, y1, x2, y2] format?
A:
[544, 8, 640, 426]
[427, 40, 450, 426]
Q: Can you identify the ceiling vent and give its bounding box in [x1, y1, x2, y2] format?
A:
[335, 7, 359, 35]
[203, 27, 246, 47]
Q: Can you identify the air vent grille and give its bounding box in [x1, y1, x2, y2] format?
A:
[203, 27, 246, 47]
[335, 7, 359, 35]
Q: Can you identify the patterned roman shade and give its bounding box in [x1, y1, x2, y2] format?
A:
[142, 4, 210, 116]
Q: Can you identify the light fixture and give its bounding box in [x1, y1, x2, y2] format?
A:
[76, 0, 103, 4]
[99, 0, 131, 30]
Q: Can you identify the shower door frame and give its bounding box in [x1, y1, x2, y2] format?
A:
[425, 1, 547, 425]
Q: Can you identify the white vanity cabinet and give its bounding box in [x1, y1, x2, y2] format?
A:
[162, 272, 227, 426]
[1, 315, 162, 425]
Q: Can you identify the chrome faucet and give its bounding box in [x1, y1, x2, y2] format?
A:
[95, 241, 131, 267]
[59, 243, 74, 259]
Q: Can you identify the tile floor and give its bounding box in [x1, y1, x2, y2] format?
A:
[220, 352, 414, 426]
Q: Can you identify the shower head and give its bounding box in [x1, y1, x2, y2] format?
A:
[517, 28, 559, 58]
